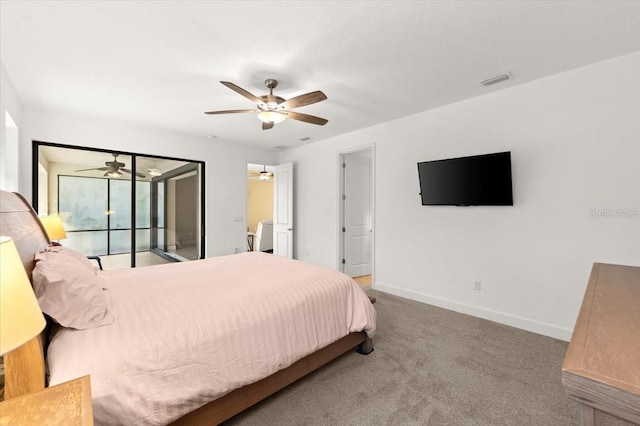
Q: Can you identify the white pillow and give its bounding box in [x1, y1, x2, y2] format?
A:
[33, 248, 114, 329]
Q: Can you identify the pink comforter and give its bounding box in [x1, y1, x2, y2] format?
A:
[47, 252, 376, 425]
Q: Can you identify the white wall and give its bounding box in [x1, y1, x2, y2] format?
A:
[0, 62, 22, 191]
[279, 51, 640, 341]
[19, 108, 277, 257]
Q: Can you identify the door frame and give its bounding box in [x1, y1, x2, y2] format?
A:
[337, 144, 375, 286]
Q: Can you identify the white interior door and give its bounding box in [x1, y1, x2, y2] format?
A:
[273, 162, 294, 258]
[344, 154, 372, 276]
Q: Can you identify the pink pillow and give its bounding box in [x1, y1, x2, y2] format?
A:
[33, 249, 114, 329]
[44, 245, 96, 271]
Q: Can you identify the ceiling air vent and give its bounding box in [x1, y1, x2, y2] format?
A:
[273, 145, 289, 150]
[480, 72, 511, 87]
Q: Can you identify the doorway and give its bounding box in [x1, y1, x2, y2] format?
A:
[246, 162, 294, 258]
[150, 162, 202, 262]
[338, 146, 374, 287]
[247, 163, 274, 252]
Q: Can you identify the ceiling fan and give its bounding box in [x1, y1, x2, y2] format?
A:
[75, 153, 146, 178]
[248, 165, 274, 180]
[205, 79, 328, 130]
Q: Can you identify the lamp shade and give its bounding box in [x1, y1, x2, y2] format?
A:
[40, 215, 67, 241]
[0, 236, 46, 355]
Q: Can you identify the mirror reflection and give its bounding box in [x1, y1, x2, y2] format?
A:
[35, 143, 204, 269]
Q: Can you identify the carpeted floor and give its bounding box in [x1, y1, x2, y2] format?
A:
[224, 290, 577, 425]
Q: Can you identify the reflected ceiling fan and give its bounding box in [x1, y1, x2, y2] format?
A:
[205, 79, 328, 130]
[249, 165, 274, 180]
[75, 153, 146, 178]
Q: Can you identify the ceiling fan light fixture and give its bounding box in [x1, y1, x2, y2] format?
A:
[106, 170, 123, 178]
[257, 110, 286, 124]
[258, 165, 272, 180]
[148, 168, 162, 177]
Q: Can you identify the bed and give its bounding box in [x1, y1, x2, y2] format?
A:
[0, 190, 376, 425]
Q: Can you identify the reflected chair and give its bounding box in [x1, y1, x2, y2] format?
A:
[253, 219, 273, 253]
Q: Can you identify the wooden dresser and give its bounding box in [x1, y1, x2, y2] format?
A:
[562, 263, 640, 426]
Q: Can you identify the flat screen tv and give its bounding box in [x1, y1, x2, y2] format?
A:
[417, 151, 513, 206]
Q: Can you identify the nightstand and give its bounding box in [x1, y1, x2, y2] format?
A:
[0, 375, 93, 425]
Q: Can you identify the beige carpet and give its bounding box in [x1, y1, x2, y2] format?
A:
[224, 290, 577, 425]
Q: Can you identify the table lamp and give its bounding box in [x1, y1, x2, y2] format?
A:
[0, 236, 46, 356]
[0, 236, 47, 399]
[39, 215, 67, 244]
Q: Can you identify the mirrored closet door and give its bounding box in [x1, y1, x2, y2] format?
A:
[33, 142, 205, 269]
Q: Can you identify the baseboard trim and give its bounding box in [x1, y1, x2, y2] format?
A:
[373, 281, 572, 341]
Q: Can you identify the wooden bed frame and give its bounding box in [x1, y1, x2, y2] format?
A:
[0, 190, 373, 424]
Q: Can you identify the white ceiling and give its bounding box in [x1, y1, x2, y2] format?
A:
[2, 1, 639, 151]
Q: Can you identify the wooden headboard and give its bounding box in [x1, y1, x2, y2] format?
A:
[0, 190, 50, 277]
[0, 190, 50, 399]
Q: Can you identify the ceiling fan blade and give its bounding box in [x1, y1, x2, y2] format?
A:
[75, 167, 110, 172]
[122, 168, 146, 178]
[262, 121, 274, 130]
[279, 91, 327, 110]
[204, 109, 255, 115]
[220, 81, 263, 105]
[283, 111, 328, 126]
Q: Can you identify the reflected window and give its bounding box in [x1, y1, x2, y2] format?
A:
[59, 176, 108, 231]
